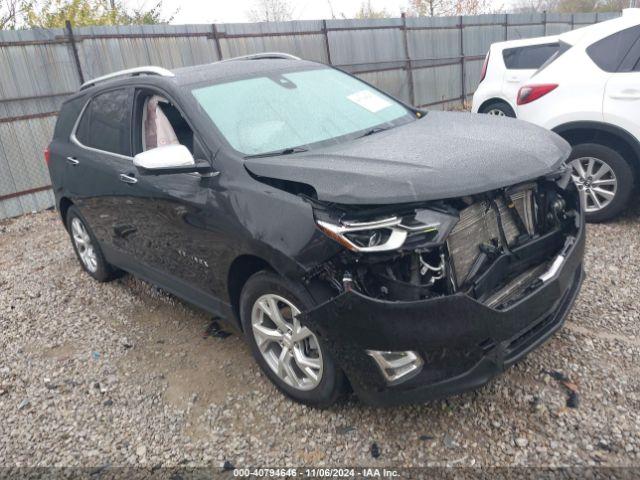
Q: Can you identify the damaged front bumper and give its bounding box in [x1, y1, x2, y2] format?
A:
[300, 218, 585, 407]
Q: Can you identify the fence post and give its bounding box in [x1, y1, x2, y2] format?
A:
[322, 19, 332, 65]
[570, 13, 575, 30]
[65, 20, 85, 85]
[543, 10, 547, 36]
[400, 13, 416, 107]
[504, 13, 508, 40]
[459, 15, 465, 107]
[211, 23, 224, 60]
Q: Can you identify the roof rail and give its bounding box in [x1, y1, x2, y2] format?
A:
[80, 66, 175, 90]
[220, 52, 301, 63]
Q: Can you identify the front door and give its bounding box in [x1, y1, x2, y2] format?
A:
[603, 31, 640, 142]
[113, 88, 230, 305]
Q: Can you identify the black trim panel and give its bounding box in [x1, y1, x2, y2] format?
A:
[102, 244, 236, 327]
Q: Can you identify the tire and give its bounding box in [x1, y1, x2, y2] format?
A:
[568, 143, 635, 223]
[66, 205, 120, 282]
[479, 100, 516, 118]
[240, 271, 346, 408]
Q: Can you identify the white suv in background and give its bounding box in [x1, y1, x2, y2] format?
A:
[472, 36, 560, 117]
[517, 9, 640, 221]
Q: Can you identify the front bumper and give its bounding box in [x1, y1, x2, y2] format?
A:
[301, 220, 585, 406]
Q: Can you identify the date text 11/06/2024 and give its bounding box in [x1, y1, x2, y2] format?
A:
[233, 468, 401, 477]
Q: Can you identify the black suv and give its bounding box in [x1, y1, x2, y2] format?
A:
[47, 53, 585, 407]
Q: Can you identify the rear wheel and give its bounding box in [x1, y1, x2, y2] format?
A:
[479, 100, 516, 118]
[66, 206, 120, 282]
[568, 143, 634, 222]
[240, 271, 346, 407]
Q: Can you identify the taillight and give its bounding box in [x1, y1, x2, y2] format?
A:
[517, 84, 558, 105]
[480, 51, 490, 83]
[44, 147, 51, 165]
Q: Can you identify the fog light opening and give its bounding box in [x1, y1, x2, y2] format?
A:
[366, 350, 424, 385]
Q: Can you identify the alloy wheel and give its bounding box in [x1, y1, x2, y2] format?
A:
[486, 108, 506, 116]
[251, 294, 323, 391]
[570, 157, 617, 213]
[71, 217, 98, 273]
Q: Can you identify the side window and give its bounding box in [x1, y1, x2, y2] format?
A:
[75, 89, 132, 156]
[503, 43, 558, 70]
[587, 26, 640, 73]
[619, 37, 640, 72]
[134, 91, 196, 156]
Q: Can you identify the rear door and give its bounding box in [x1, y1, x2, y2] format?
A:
[603, 27, 640, 141]
[501, 43, 559, 103]
[66, 87, 136, 250]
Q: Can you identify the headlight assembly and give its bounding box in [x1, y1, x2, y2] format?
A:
[316, 213, 444, 253]
[316, 216, 408, 252]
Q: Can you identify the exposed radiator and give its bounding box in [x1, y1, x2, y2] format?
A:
[446, 191, 536, 285]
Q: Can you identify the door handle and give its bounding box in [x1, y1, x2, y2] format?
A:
[609, 89, 640, 100]
[119, 173, 138, 184]
[66, 156, 79, 165]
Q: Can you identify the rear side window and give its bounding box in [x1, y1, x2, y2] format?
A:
[587, 25, 640, 72]
[75, 88, 132, 156]
[533, 41, 572, 77]
[502, 43, 559, 70]
[619, 37, 640, 72]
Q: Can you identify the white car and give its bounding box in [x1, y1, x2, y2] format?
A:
[517, 9, 640, 221]
[471, 36, 560, 117]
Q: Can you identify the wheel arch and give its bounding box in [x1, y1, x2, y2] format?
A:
[553, 121, 640, 174]
[227, 254, 275, 329]
[477, 97, 516, 114]
[58, 197, 74, 229]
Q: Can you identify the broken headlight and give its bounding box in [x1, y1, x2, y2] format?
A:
[315, 208, 455, 253]
[316, 216, 409, 252]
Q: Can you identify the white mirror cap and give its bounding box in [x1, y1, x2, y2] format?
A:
[623, 8, 640, 17]
[133, 144, 195, 170]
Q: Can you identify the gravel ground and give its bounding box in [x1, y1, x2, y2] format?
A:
[1, 204, 639, 469]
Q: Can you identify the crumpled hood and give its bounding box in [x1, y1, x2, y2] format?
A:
[244, 111, 571, 205]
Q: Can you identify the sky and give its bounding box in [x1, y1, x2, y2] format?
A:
[164, 0, 427, 24]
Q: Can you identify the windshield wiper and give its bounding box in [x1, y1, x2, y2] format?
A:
[357, 126, 390, 139]
[244, 146, 309, 159]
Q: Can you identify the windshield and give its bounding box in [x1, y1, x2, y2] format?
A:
[191, 67, 414, 156]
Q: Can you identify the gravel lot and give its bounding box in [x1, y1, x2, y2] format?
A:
[1, 204, 639, 469]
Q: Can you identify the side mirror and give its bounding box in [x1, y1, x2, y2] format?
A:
[133, 144, 213, 175]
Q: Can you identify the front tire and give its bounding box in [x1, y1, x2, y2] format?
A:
[568, 143, 634, 222]
[240, 271, 346, 408]
[66, 205, 119, 282]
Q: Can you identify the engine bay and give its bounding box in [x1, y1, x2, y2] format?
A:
[307, 168, 581, 310]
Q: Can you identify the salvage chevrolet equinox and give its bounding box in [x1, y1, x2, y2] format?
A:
[46, 53, 585, 407]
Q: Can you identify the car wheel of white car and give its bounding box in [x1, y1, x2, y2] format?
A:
[480, 101, 516, 118]
[568, 143, 634, 223]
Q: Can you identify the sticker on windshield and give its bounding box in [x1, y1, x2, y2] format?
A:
[347, 90, 392, 113]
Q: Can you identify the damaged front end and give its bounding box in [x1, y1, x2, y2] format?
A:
[300, 166, 585, 406]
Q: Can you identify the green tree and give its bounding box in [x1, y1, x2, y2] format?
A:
[355, 0, 393, 18]
[24, 0, 176, 28]
[0, 0, 33, 29]
[246, 0, 293, 22]
[408, 0, 498, 17]
[513, 0, 627, 12]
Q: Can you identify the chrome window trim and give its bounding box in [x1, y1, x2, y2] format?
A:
[70, 93, 134, 161]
